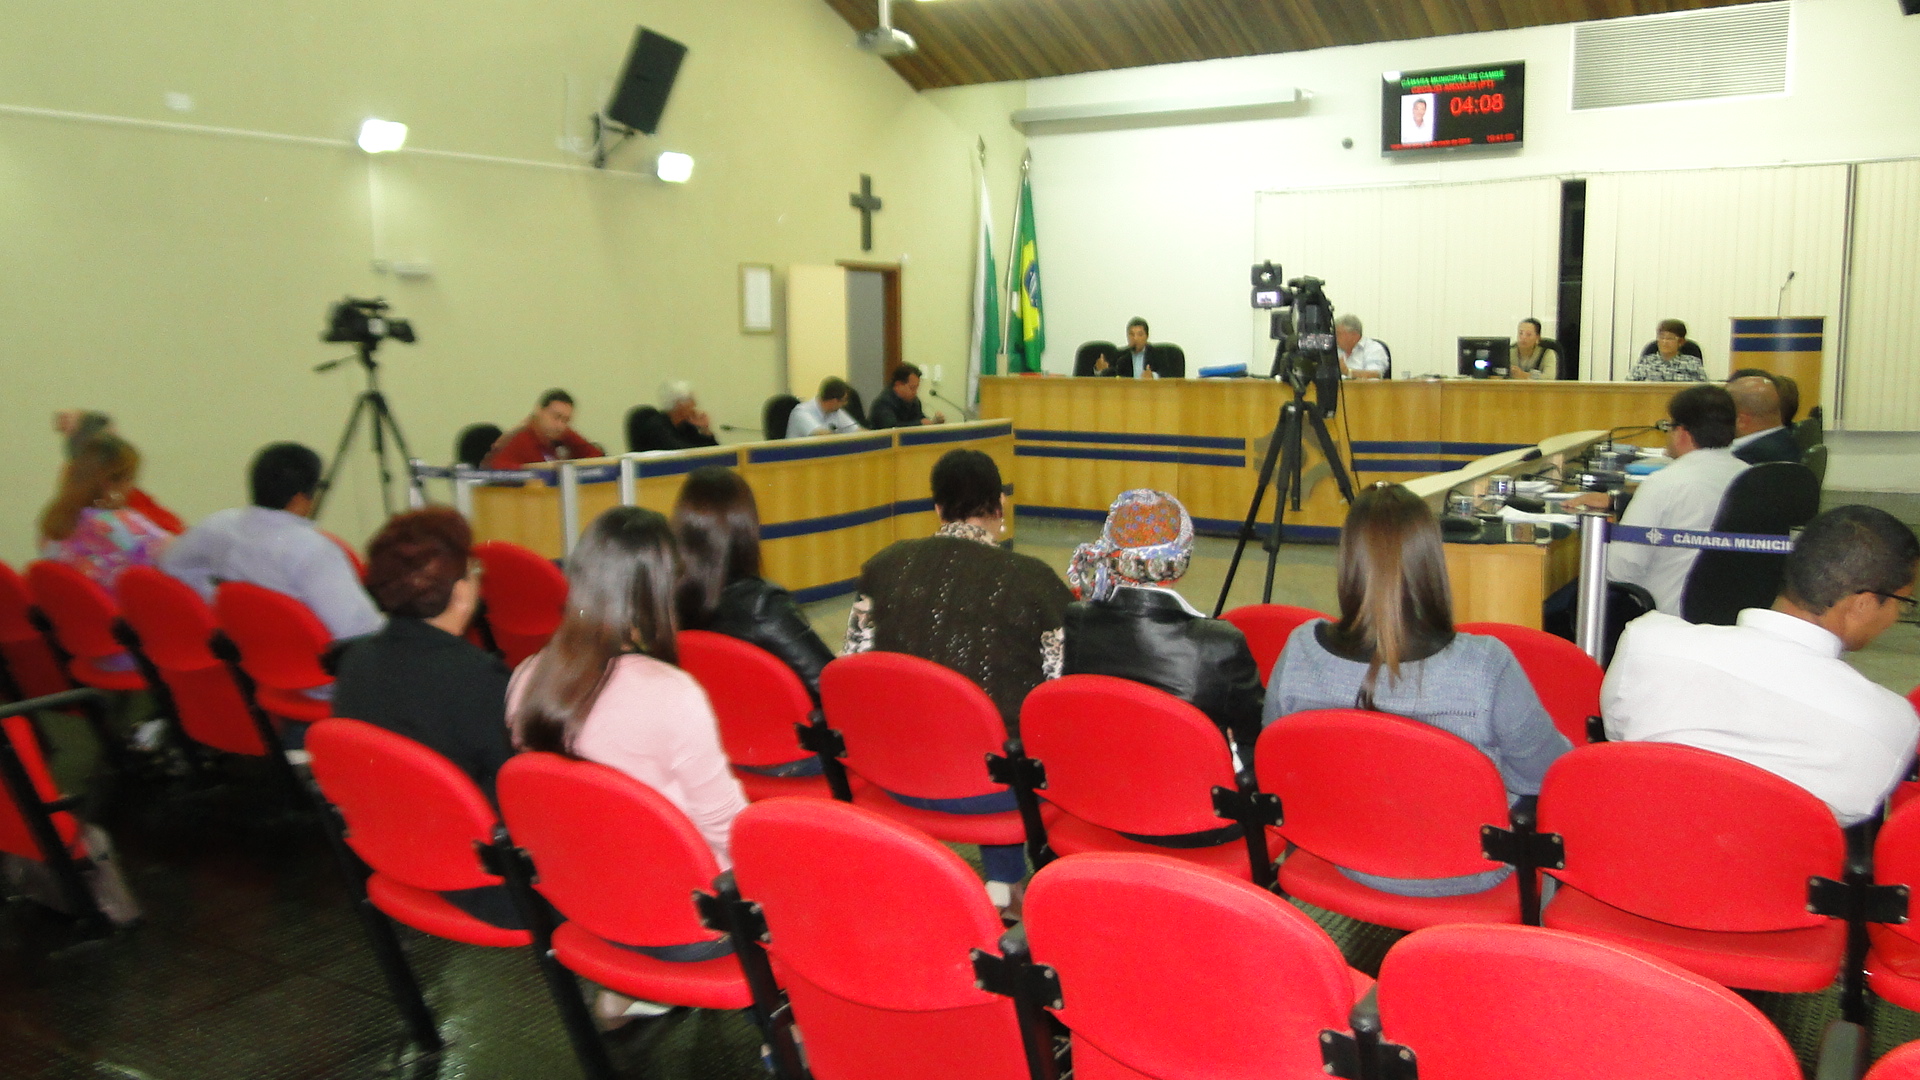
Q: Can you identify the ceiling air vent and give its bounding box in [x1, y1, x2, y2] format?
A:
[1572, 2, 1790, 111]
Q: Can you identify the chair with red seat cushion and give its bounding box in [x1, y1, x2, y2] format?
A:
[472, 541, 566, 668]
[306, 718, 540, 1056]
[729, 797, 1036, 1080]
[1257, 708, 1546, 928]
[1892, 687, 1920, 813]
[1023, 852, 1367, 1080]
[1458, 621, 1603, 746]
[0, 690, 108, 934]
[213, 582, 334, 724]
[1373, 924, 1801, 1080]
[0, 561, 72, 702]
[117, 568, 275, 760]
[1020, 675, 1279, 886]
[1866, 799, 1920, 1012]
[1537, 741, 1847, 995]
[1870, 1042, 1920, 1080]
[25, 561, 148, 693]
[1220, 604, 1329, 686]
[497, 752, 765, 1080]
[818, 652, 1026, 850]
[677, 629, 843, 801]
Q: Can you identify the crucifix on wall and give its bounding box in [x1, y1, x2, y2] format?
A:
[849, 174, 882, 252]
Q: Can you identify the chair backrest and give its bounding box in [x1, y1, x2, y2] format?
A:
[1682, 462, 1821, 626]
[213, 582, 334, 691]
[455, 422, 503, 468]
[320, 530, 366, 580]
[1256, 709, 1513, 880]
[1022, 675, 1240, 837]
[1152, 342, 1186, 378]
[1457, 622, 1600, 746]
[1376, 338, 1393, 378]
[843, 387, 867, 427]
[0, 561, 43, 645]
[677, 630, 815, 769]
[118, 568, 265, 756]
[763, 394, 800, 441]
[1220, 603, 1328, 684]
[820, 652, 1008, 800]
[1795, 408, 1825, 452]
[1802, 442, 1830, 486]
[307, 718, 505, 893]
[0, 714, 81, 861]
[1074, 340, 1117, 377]
[1604, 581, 1657, 664]
[624, 405, 661, 453]
[1024, 852, 1358, 1080]
[1377, 924, 1801, 1080]
[472, 541, 566, 667]
[0, 562, 72, 700]
[1641, 339, 1706, 359]
[1872, 799, 1920, 952]
[1537, 741, 1844, 932]
[1869, 1042, 1920, 1080]
[25, 561, 124, 663]
[497, 752, 723, 949]
[730, 797, 1029, 1079]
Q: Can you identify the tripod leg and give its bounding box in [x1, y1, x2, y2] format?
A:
[316, 395, 374, 518]
[1305, 409, 1359, 505]
[1212, 408, 1291, 616]
[1263, 404, 1307, 604]
[368, 393, 426, 509]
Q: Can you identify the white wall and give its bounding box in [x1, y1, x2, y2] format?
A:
[1023, 0, 1920, 392]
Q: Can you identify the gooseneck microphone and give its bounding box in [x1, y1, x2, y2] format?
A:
[1777, 270, 1796, 317]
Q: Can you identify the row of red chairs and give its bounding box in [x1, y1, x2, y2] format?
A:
[303, 714, 1836, 1080]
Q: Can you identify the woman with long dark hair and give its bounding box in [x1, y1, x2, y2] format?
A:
[1262, 482, 1569, 897]
[672, 466, 834, 704]
[39, 434, 172, 592]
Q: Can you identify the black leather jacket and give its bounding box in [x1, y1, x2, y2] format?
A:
[700, 577, 835, 704]
[1061, 587, 1265, 761]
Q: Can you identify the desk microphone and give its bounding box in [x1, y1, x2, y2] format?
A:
[717, 423, 759, 434]
[1777, 270, 1797, 317]
[930, 390, 976, 422]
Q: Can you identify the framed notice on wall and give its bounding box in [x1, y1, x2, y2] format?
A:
[740, 263, 774, 334]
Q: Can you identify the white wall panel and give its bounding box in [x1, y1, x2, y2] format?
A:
[1842, 160, 1920, 431]
[1580, 166, 1848, 396]
[1253, 179, 1562, 378]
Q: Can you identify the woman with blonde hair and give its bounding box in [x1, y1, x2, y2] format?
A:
[1262, 482, 1569, 897]
[39, 434, 172, 592]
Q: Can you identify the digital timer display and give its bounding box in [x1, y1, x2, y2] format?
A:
[1381, 62, 1525, 154]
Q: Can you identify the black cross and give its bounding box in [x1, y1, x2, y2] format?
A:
[850, 174, 882, 252]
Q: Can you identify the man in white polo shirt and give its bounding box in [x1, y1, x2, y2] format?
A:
[1602, 505, 1919, 825]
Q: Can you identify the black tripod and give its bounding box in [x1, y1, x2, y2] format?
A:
[313, 342, 422, 518]
[1211, 375, 1357, 616]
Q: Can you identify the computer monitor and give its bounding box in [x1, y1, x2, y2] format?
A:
[1458, 336, 1511, 378]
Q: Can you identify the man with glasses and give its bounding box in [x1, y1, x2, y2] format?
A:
[1603, 385, 1750, 614]
[1602, 505, 1920, 825]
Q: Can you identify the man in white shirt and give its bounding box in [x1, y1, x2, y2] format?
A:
[1335, 314, 1390, 379]
[1606, 384, 1749, 614]
[1603, 505, 1919, 825]
[786, 376, 865, 439]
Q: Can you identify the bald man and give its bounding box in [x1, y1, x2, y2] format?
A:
[1728, 375, 1802, 465]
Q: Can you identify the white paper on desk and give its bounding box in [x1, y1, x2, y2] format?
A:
[1499, 505, 1580, 527]
[1514, 480, 1557, 496]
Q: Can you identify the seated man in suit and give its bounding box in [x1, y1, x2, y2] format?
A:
[482, 388, 603, 468]
[866, 363, 946, 429]
[1603, 505, 1919, 825]
[631, 380, 720, 451]
[1727, 374, 1801, 464]
[786, 376, 865, 438]
[1093, 317, 1180, 378]
[1335, 314, 1389, 379]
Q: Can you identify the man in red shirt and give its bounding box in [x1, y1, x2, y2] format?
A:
[481, 389, 604, 468]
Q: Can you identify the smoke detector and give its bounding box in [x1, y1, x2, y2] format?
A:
[857, 0, 917, 57]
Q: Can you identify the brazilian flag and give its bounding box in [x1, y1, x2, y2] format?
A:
[1005, 172, 1045, 373]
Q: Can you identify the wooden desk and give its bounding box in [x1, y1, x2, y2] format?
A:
[456, 420, 1015, 601]
[1446, 534, 1581, 629]
[979, 377, 1674, 537]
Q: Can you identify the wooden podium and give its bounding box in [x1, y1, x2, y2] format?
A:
[1730, 317, 1823, 413]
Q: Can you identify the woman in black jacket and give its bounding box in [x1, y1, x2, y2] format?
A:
[672, 466, 836, 706]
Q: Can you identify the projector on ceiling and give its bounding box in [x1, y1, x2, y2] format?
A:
[857, 25, 916, 57]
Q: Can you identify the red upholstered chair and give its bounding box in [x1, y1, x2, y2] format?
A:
[25, 561, 147, 694]
[730, 798, 1037, 1080]
[306, 718, 534, 1056]
[1220, 603, 1328, 686]
[0, 561, 72, 702]
[0, 689, 110, 934]
[497, 752, 775, 1080]
[472, 541, 566, 668]
[1257, 709, 1548, 928]
[319, 529, 367, 580]
[677, 629, 842, 801]
[1023, 852, 1368, 1080]
[1373, 924, 1801, 1080]
[1867, 799, 1920, 1011]
[213, 582, 334, 725]
[818, 652, 1026, 851]
[1869, 1042, 1920, 1080]
[1457, 621, 1603, 746]
[1892, 687, 1920, 813]
[117, 568, 276, 760]
[1537, 741, 1848, 995]
[1020, 675, 1278, 886]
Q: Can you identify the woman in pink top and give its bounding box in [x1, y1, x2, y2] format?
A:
[39, 434, 172, 594]
[506, 506, 747, 1020]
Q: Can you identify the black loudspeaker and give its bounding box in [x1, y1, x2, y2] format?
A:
[605, 28, 687, 134]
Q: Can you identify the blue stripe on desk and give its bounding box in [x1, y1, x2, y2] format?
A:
[761, 503, 895, 540]
[1351, 458, 1467, 473]
[748, 435, 893, 463]
[633, 451, 739, 478]
[1733, 318, 1825, 335]
[1730, 335, 1825, 353]
[1016, 429, 1247, 450]
[1014, 445, 1245, 467]
[900, 422, 1012, 446]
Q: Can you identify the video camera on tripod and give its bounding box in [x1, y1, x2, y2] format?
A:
[1250, 262, 1341, 417]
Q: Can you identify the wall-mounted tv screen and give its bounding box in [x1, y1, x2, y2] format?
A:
[1382, 62, 1525, 154]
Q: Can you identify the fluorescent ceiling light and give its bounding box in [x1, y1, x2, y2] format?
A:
[357, 118, 408, 153]
[656, 151, 694, 183]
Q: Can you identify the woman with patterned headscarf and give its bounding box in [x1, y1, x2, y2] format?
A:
[1062, 489, 1264, 763]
